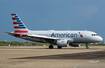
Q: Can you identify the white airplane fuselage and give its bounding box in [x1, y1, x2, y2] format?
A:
[24, 30, 102, 43]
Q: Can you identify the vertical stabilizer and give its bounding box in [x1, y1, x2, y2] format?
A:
[11, 13, 29, 33]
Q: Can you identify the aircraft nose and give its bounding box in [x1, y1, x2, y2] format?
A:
[98, 36, 103, 42]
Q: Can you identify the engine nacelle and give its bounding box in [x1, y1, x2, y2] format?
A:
[70, 43, 80, 47]
[57, 39, 69, 47]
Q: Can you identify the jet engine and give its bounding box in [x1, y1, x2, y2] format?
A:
[57, 39, 69, 47]
[70, 43, 80, 47]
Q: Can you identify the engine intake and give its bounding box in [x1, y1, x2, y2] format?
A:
[57, 39, 69, 47]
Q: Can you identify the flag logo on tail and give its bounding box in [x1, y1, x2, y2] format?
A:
[11, 13, 28, 33]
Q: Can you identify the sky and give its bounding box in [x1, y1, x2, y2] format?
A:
[0, 0, 105, 42]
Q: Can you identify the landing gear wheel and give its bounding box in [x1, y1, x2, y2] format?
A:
[49, 45, 53, 49]
[58, 46, 62, 49]
[86, 44, 89, 49]
[86, 46, 89, 49]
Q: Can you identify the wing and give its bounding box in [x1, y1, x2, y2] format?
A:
[4, 32, 60, 43]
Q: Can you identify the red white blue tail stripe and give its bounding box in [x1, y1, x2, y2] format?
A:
[11, 13, 29, 33]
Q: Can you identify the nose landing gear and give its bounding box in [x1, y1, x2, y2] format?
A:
[86, 43, 89, 49]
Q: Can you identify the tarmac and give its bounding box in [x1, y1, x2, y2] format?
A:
[0, 46, 105, 68]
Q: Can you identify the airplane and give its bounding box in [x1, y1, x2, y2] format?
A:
[5, 13, 103, 49]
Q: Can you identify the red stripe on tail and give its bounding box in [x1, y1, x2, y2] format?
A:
[14, 26, 20, 29]
[12, 18, 16, 20]
[11, 14, 14, 16]
[13, 22, 18, 24]
[14, 31, 28, 33]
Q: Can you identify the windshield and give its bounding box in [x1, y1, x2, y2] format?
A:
[91, 34, 98, 36]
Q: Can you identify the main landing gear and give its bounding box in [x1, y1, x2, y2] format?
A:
[49, 44, 53, 49]
[58, 46, 62, 49]
[49, 44, 62, 49]
[86, 43, 89, 49]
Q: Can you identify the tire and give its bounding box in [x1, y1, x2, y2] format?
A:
[58, 46, 62, 49]
[49, 45, 53, 49]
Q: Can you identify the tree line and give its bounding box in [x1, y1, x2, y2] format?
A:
[0, 41, 48, 46]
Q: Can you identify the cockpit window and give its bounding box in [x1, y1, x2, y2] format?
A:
[91, 34, 98, 36]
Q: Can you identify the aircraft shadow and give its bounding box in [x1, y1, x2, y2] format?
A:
[12, 51, 105, 60]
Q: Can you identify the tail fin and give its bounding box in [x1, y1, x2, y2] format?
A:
[11, 13, 29, 33]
